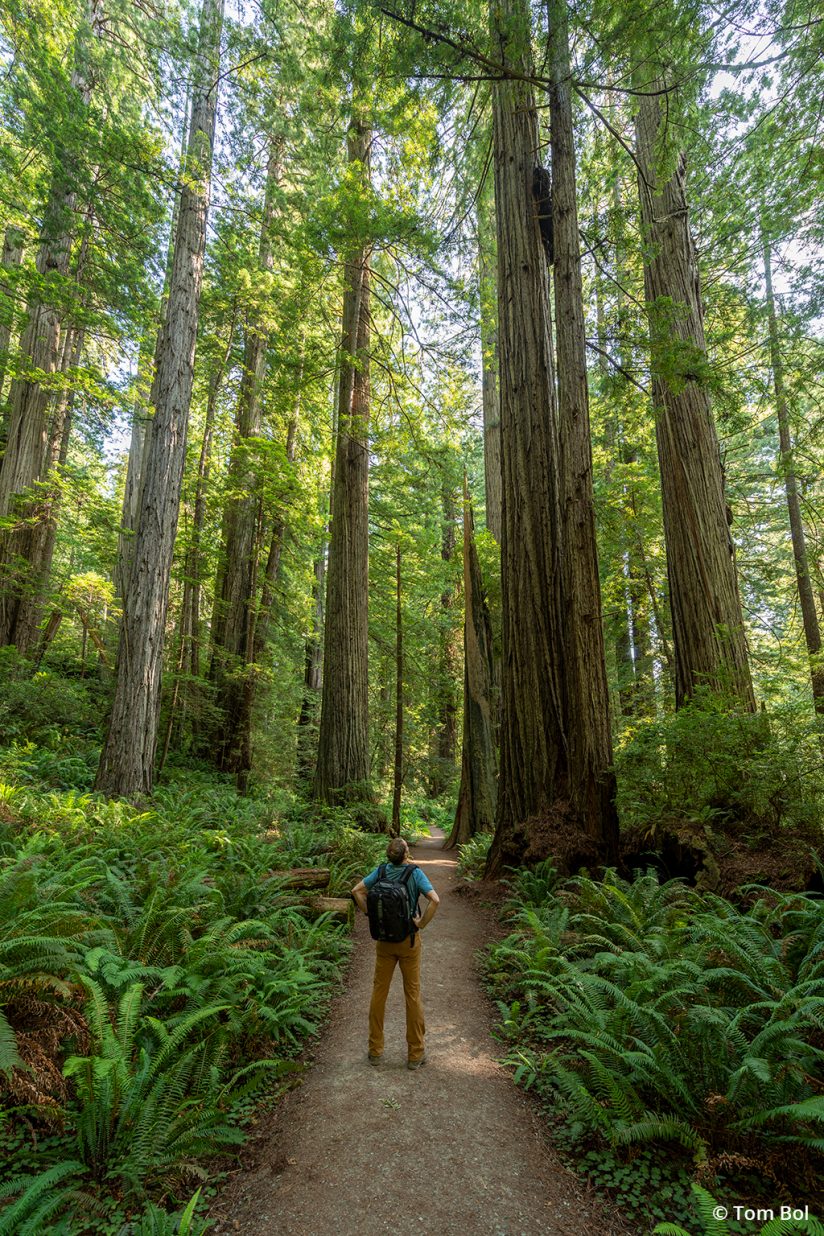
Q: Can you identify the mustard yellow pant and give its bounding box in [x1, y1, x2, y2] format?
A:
[368, 935, 426, 1062]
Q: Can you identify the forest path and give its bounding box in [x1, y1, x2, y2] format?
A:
[210, 832, 634, 1236]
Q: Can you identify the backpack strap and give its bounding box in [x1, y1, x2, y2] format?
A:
[377, 863, 387, 880]
[399, 864, 418, 946]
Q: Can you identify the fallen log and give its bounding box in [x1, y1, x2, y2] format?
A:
[268, 867, 330, 890]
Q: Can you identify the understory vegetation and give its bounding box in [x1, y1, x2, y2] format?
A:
[484, 858, 824, 1234]
[0, 697, 385, 1233]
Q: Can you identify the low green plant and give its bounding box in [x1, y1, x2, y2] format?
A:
[457, 831, 492, 880]
[486, 868, 824, 1224]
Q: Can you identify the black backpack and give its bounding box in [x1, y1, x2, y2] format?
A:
[366, 864, 419, 946]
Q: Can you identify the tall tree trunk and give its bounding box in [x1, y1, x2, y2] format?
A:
[0, 0, 103, 647]
[763, 239, 824, 716]
[548, 0, 618, 862]
[447, 483, 496, 848]
[0, 226, 25, 424]
[96, 0, 223, 798]
[313, 117, 372, 805]
[635, 85, 755, 711]
[485, 0, 569, 878]
[210, 140, 283, 779]
[11, 327, 85, 654]
[429, 486, 459, 796]
[391, 542, 403, 835]
[478, 187, 502, 542]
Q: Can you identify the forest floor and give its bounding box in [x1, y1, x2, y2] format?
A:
[209, 832, 637, 1236]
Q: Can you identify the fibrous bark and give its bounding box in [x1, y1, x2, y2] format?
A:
[485, 0, 568, 878]
[313, 117, 372, 805]
[478, 188, 502, 543]
[548, 0, 618, 862]
[635, 85, 755, 710]
[96, 0, 223, 798]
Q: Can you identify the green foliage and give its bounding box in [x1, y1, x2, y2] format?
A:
[486, 868, 824, 1226]
[457, 832, 492, 881]
[0, 762, 358, 1230]
[653, 1184, 824, 1236]
[616, 693, 824, 868]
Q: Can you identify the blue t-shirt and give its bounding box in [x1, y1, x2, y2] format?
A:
[363, 862, 434, 917]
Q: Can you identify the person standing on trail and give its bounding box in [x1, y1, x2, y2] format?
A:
[351, 836, 440, 1070]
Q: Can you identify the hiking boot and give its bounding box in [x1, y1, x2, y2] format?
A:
[368, 1053, 382, 1066]
[407, 1055, 427, 1071]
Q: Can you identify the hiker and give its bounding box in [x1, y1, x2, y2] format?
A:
[351, 836, 440, 1070]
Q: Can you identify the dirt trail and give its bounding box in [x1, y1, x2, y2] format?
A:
[210, 833, 634, 1235]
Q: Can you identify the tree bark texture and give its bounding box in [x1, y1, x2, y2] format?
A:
[210, 140, 283, 778]
[635, 86, 755, 711]
[763, 240, 824, 716]
[313, 118, 372, 805]
[448, 484, 496, 848]
[548, 0, 618, 862]
[478, 188, 502, 543]
[96, 0, 223, 798]
[485, 0, 569, 878]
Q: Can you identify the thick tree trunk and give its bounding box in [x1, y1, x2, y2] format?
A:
[429, 487, 459, 796]
[0, 0, 103, 647]
[447, 484, 496, 848]
[478, 189, 502, 542]
[313, 118, 372, 805]
[763, 240, 824, 715]
[391, 543, 403, 835]
[485, 0, 569, 878]
[96, 0, 223, 798]
[548, 0, 618, 862]
[635, 85, 755, 711]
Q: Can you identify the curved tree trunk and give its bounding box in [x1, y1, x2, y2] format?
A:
[548, 0, 618, 862]
[485, 0, 569, 878]
[313, 117, 372, 805]
[96, 0, 224, 798]
[635, 85, 754, 711]
[447, 483, 496, 848]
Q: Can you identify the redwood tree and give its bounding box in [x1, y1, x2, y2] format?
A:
[548, 0, 618, 861]
[485, 0, 569, 878]
[635, 83, 755, 710]
[313, 116, 373, 805]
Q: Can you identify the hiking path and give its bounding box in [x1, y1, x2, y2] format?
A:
[209, 832, 635, 1236]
